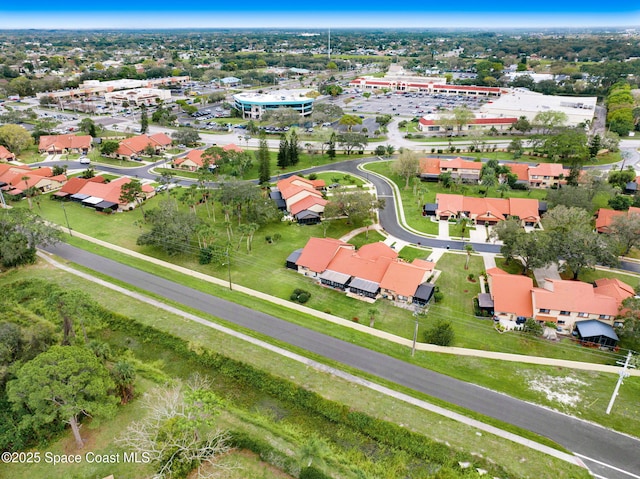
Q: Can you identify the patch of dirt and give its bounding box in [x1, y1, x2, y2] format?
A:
[525, 374, 587, 408]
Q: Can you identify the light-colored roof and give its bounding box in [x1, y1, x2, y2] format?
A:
[529, 163, 565, 177]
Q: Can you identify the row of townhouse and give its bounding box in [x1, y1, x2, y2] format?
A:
[418, 157, 569, 188]
[271, 175, 327, 224]
[0, 164, 67, 199]
[0, 146, 16, 161]
[595, 207, 640, 233]
[52, 175, 155, 212]
[484, 267, 634, 345]
[423, 193, 544, 227]
[288, 238, 436, 305]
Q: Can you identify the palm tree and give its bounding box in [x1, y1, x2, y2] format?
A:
[464, 244, 474, 270]
[368, 308, 379, 328]
[299, 435, 332, 469]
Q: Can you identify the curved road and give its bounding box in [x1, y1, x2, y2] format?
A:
[44, 241, 640, 479]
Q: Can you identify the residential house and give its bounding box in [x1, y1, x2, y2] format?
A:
[0, 145, 16, 161]
[52, 176, 107, 200]
[293, 238, 435, 304]
[486, 267, 634, 334]
[526, 163, 568, 188]
[418, 157, 483, 183]
[66, 177, 154, 212]
[595, 207, 640, 233]
[38, 134, 93, 155]
[430, 193, 541, 226]
[174, 149, 208, 171]
[273, 175, 327, 224]
[115, 133, 172, 160]
[0, 164, 67, 197]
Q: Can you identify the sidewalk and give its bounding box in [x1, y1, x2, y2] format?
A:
[50, 227, 640, 377]
[34, 251, 586, 471]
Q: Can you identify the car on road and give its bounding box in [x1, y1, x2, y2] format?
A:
[79, 156, 90, 164]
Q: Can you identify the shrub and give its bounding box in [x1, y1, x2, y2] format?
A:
[467, 273, 475, 281]
[308, 173, 318, 180]
[291, 289, 311, 304]
[265, 235, 272, 243]
[424, 319, 455, 346]
[297, 292, 310, 303]
[433, 291, 444, 303]
[300, 466, 332, 479]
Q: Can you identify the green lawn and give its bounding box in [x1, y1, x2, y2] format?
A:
[363, 160, 547, 236]
[347, 230, 386, 249]
[312, 171, 366, 187]
[0, 267, 593, 479]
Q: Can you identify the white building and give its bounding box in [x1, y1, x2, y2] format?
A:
[479, 88, 597, 127]
[104, 88, 172, 106]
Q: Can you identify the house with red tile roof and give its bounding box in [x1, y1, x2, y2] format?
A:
[0, 145, 16, 161]
[52, 176, 107, 199]
[174, 149, 207, 171]
[527, 163, 569, 188]
[0, 164, 67, 197]
[418, 157, 482, 183]
[38, 134, 93, 154]
[273, 175, 327, 224]
[433, 193, 541, 226]
[595, 207, 640, 233]
[294, 238, 435, 304]
[115, 133, 172, 160]
[486, 267, 634, 333]
[61, 177, 154, 212]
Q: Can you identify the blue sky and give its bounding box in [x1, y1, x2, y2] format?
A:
[0, 2, 639, 29]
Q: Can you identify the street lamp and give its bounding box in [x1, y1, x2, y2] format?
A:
[412, 304, 422, 357]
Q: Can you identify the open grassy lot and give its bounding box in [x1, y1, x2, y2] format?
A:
[0, 266, 595, 479]
[312, 171, 366, 187]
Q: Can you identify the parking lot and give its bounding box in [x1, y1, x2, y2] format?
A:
[332, 90, 490, 119]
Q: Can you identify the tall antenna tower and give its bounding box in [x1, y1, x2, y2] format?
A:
[328, 28, 331, 61]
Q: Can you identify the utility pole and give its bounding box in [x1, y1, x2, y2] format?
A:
[225, 247, 232, 291]
[606, 351, 635, 415]
[412, 304, 427, 357]
[61, 202, 72, 236]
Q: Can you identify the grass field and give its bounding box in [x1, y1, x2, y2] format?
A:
[0, 266, 595, 479]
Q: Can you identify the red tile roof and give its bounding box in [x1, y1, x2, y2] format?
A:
[356, 242, 398, 261]
[504, 163, 530, 182]
[594, 278, 635, 308]
[59, 176, 106, 195]
[116, 133, 172, 156]
[0, 145, 15, 160]
[327, 245, 395, 283]
[222, 143, 243, 152]
[595, 207, 640, 233]
[487, 268, 534, 317]
[296, 237, 352, 273]
[76, 177, 153, 205]
[529, 163, 565, 177]
[289, 195, 328, 215]
[379, 261, 432, 297]
[175, 149, 206, 168]
[441, 157, 483, 170]
[419, 157, 441, 175]
[533, 279, 619, 317]
[39, 134, 92, 152]
[436, 193, 539, 223]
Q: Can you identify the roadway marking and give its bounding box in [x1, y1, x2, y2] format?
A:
[575, 453, 640, 479]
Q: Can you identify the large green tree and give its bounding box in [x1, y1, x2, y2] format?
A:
[7, 345, 117, 448]
[391, 149, 420, 189]
[0, 209, 61, 268]
[0, 124, 33, 154]
[257, 132, 271, 184]
[137, 198, 199, 256]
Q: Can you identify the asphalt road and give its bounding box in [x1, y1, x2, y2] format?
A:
[44, 242, 640, 479]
